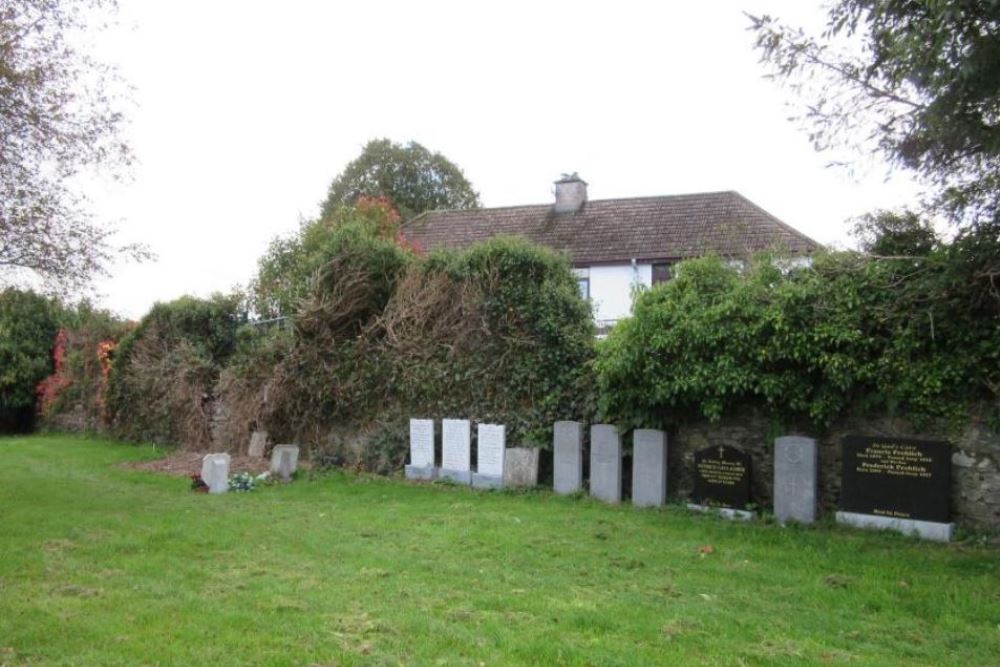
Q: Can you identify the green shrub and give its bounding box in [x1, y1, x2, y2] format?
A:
[0, 289, 61, 431]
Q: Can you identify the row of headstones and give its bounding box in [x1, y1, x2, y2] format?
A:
[406, 419, 954, 542]
[199, 444, 300, 494]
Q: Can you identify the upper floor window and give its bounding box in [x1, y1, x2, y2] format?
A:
[652, 262, 671, 285]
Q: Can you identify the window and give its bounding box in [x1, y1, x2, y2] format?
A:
[578, 277, 590, 299]
[652, 262, 671, 285]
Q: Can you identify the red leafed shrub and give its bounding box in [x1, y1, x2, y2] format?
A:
[36, 329, 72, 416]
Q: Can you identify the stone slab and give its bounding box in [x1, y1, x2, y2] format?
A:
[477, 423, 505, 481]
[248, 430, 268, 458]
[438, 468, 472, 485]
[409, 418, 435, 468]
[687, 503, 755, 522]
[692, 445, 751, 510]
[504, 447, 539, 488]
[201, 453, 230, 494]
[835, 511, 954, 542]
[405, 464, 438, 481]
[472, 473, 503, 490]
[270, 444, 299, 481]
[632, 429, 667, 508]
[774, 436, 818, 524]
[590, 424, 622, 503]
[553, 421, 583, 495]
[441, 419, 471, 473]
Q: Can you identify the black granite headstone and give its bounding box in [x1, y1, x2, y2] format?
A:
[840, 436, 951, 523]
[692, 445, 751, 509]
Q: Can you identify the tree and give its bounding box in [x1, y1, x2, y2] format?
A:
[0, 288, 61, 431]
[749, 1, 1000, 229]
[320, 139, 480, 221]
[0, 0, 141, 295]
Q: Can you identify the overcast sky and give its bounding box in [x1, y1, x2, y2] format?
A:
[88, 0, 923, 318]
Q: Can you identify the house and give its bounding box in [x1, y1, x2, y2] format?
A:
[401, 174, 820, 327]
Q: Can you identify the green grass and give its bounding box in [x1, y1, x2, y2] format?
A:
[0, 435, 997, 666]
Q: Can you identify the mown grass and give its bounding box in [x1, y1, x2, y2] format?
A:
[0, 434, 997, 667]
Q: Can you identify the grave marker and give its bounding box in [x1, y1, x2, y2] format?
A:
[440, 419, 472, 485]
[473, 423, 505, 489]
[632, 429, 667, 508]
[773, 436, 818, 524]
[504, 447, 540, 488]
[689, 445, 753, 519]
[836, 436, 953, 541]
[553, 421, 583, 495]
[405, 418, 437, 481]
[248, 430, 267, 458]
[270, 444, 299, 481]
[590, 424, 622, 503]
[201, 453, 230, 494]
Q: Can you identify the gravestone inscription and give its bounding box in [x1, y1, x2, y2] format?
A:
[473, 423, 505, 489]
[839, 436, 951, 523]
[632, 429, 667, 508]
[692, 445, 751, 510]
[590, 424, 622, 503]
[773, 436, 818, 524]
[440, 418, 472, 485]
[553, 421, 584, 495]
[405, 418, 437, 481]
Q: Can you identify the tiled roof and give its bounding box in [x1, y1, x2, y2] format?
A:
[400, 191, 820, 264]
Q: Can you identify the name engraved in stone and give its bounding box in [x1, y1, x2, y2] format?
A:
[409, 419, 435, 468]
[696, 458, 745, 486]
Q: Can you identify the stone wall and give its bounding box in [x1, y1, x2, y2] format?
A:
[667, 407, 999, 529]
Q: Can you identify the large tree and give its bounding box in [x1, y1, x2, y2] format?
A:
[320, 139, 480, 221]
[749, 1, 1000, 229]
[0, 0, 139, 295]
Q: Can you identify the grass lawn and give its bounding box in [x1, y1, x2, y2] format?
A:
[0, 435, 998, 666]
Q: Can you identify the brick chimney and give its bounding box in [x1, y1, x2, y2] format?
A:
[554, 173, 587, 213]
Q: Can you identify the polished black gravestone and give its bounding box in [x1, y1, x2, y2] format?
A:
[839, 436, 951, 523]
[692, 445, 751, 510]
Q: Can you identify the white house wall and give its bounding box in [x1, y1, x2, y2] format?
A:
[588, 263, 652, 323]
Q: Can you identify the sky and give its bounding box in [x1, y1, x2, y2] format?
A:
[86, 0, 924, 318]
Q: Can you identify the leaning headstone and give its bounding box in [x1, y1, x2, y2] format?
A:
[201, 453, 231, 494]
[553, 421, 584, 495]
[836, 435, 953, 542]
[689, 445, 753, 520]
[440, 419, 472, 485]
[472, 423, 505, 489]
[774, 436, 818, 524]
[503, 447, 540, 488]
[405, 418, 437, 481]
[632, 429, 667, 508]
[590, 424, 622, 503]
[248, 430, 268, 458]
[270, 444, 300, 481]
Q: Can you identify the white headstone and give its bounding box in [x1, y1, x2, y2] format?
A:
[248, 430, 268, 458]
[270, 444, 299, 479]
[553, 421, 584, 495]
[473, 423, 505, 489]
[774, 436, 819, 524]
[201, 453, 231, 494]
[405, 418, 437, 481]
[632, 429, 668, 507]
[441, 418, 472, 484]
[590, 424, 622, 503]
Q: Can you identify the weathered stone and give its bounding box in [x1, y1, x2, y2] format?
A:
[773, 436, 818, 524]
[503, 447, 540, 488]
[835, 511, 954, 542]
[405, 418, 437, 481]
[590, 424, 622, 504]
[473, 423, 505, 489]
[248, 430, 268, 458]
[270, 444, 299, 481]
[553, 421, 583, 495]
[440, 418, 472, 485]
[632, 429, 667, 508]
[201, 453, 230, 494]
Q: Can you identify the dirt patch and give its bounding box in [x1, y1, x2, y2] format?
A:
[125, 452, 272, 477]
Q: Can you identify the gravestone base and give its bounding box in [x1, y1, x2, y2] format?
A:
[503, 448, 539, 488]
[472, 473, 503, 490]
[439, 469, 472, 485]
[835, 511, 954, 542]
[687, 503, 755, 522]
[405, 464, 438, 481]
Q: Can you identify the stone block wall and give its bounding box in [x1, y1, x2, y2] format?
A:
[668, 408, 999, 529]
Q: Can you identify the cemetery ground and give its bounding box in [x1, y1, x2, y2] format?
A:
[1, 436, 998, 667]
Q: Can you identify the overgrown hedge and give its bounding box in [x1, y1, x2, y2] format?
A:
[0, 289, 61, 431]
[596, 236, 1000, 432]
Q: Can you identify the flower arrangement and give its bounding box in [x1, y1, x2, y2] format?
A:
[228, 472, 262, 492]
